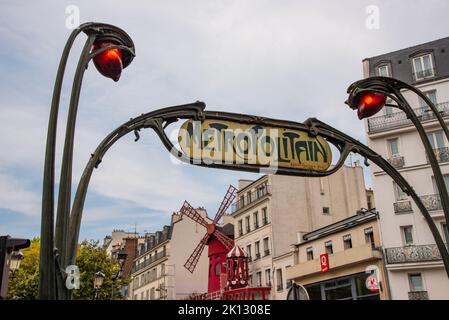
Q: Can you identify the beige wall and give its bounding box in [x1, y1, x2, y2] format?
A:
[231, 164, 369, 299]
[286, 218, 389, 300]
[129, 210, 209, 300]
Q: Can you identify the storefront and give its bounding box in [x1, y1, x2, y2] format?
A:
[305, 272, 380, 300]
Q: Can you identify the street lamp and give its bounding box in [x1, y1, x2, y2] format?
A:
[346, 76, 449, 229]
[8, 251, 24, 280]
[111, 250, 127, 299]
[39, 22, 135, 300]
[93, 271, 105, 300]
[345, 76, 449, 276]
[0, 236, 30, 299]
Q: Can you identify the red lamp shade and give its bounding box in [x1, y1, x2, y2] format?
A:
[356, 92, 387, 119]
[92, 41, 123, 82]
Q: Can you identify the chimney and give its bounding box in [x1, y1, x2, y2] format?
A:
[122, 237, 138, 278]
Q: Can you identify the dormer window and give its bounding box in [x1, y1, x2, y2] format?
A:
[377, 64, 390, 77]
[412, 53, 435, 81]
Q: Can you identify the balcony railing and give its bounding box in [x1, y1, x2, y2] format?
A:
[428, 147, 449, 163]
[254, 253, 261, 260]
[264, 249, 270, 256]
[413, 67, 436, 82]
[387, 155, 405, 168]
[132, 250, 167, 273]
[385, 244, 442, 264]
[276, 284, 283, 292]
[367, 101, 449, 133]
[408, 291, 429, 300]
[420, 194, 442, 211]
[231, 185, 271, 213]
[393, 200, 413, 214]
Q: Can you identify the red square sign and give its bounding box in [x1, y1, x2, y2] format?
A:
[320, 253, 329, 272]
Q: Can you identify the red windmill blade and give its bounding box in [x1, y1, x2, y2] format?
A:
[213, 185, 237, 224]
[180, 201, 209, 228]
[184, 233, 210, 273]
[181, 185, 237, 273]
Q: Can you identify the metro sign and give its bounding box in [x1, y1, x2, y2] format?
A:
[320, 253, 329, 273]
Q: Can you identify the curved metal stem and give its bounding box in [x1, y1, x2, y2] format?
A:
[308, 118, 449, 277]
[54, 34, 95, 300]
[39, 25, 83, 300]
[66, 106, 449, 281]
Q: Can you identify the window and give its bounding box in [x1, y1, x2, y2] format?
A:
[276, 269, 283, 291]
[367, 195, 373, 210]
[253, 211, 259, 229]
[146, 289, 149, 300]
[377, 64, 390, 77]
[150, 287, 155, 300]
[364, 227, 375, 248]
[256, 271, 262, 287]
[263, 237, 270, 256]
[419, 90, 437, 109]
[262, 207, 269, 224]
[402, 226, 414, 245]
[246, 244, 252, 260]
[409, 273, 424, 292]
[412, 54, 435, 80]
[161, 263, 165, 276]
[255, 241, 260, 258]
[432, 174, 449, 195]
[238, 220, 243, 236]
[258, 183, 268, 197]
[393, 182, 408, 201]
[246, 191, 252, 204]
[343, 234, 352, 250]
[322, 207, 330, 215]
[265, 269, 271, 286]
[245, 216, 251, 233]
[427, 130, 445, 150]
[325, 240, 333, 254]
[387, 138, 399, 157]
[443, 223, 449, 245]
[306, 247, 314, 261]
[215, 257, 221, 275]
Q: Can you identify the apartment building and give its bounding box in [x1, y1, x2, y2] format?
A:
[128, 209, 209, 300]
[103, 229, 138, 257]
[230, 164, 370, 299]
[362, 37, 449, 299]
[286, 209, 389, 300]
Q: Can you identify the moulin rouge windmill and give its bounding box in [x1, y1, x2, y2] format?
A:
[180, 185, 237, 293]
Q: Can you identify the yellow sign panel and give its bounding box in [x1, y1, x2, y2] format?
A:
[178, 119, 332, 171]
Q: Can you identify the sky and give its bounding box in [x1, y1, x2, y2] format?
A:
[1, 0, 449, 242]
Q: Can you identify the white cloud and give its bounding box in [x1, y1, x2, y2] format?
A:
[0, 171, 40, 216]
[1, 0, 449, 239]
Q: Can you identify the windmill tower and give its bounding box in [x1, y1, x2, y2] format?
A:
[180, 185, 237, 294]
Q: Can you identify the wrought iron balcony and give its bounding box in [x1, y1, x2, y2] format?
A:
[387, 155, 405, 168]
[393, 200, 413, 214]
[276, 284, 283, 291]
[413, 67, 436, 82]
[420, 194, 442, 211]
[385, 244, 442, 264]
[428, 147, 449, 163]
[367, 101, 449, 133]
[231, 185, 271, 213]
[408, 291, 429, 300]
[132, 250, 167, 274]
